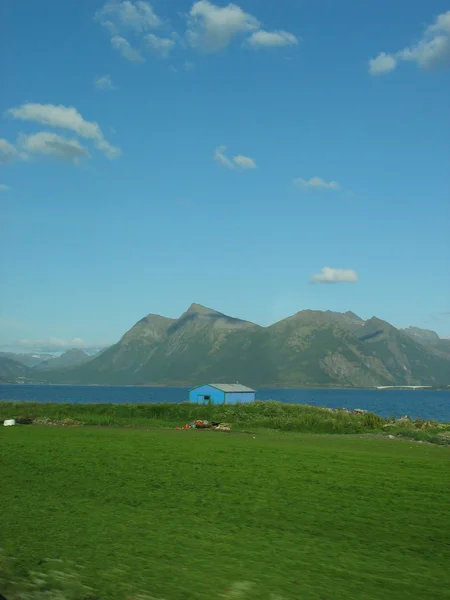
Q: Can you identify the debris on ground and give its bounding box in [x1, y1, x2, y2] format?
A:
[194, 419, 211, 429]
[2, 416, 83, 427]
[1, 416, 34, 425]
[32, 417, 83, 427]
[16, 416, 33, 425]
[214, 423, 231, 431]
[176, 420, 231, 432]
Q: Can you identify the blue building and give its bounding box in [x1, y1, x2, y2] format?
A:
[188, 383, 256, 405]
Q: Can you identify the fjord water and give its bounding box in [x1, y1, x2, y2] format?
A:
[1, 384, 449, 421]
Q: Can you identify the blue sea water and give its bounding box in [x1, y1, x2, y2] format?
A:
[1, 384, 449, 421]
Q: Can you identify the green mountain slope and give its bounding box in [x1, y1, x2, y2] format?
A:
[402, 326, 450, 360]
[0, 357, 32, 382]
[55, 312, 177, 384]
[38, 305, 450, 387]
[402, 326, 440, 343]
[0, 352, 55, 368]
[353, 318, 450, 385]
[33, 349, 91, 371]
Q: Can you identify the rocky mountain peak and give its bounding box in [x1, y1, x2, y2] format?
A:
[184, 303, 220, 316]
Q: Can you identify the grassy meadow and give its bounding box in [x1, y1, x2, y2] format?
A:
[1, 400, 450, 443]
[1, 421, 450, 600]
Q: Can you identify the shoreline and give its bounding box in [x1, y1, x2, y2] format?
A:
[2, 381, 449, 390]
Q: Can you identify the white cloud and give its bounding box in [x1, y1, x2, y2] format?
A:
[146, 33, 176, 58]
[8, 103, 121, 159]
[246, 29, 298, 49]
[187, 0, 260, 52]
[398, 35, 450, 69]
[95, 1, 165, 63]
[398, 10, 450, 68]
[311, 267, 359, 284]
[427, 10, 450, 35]
[0, 138, 21, 163]
[111, 35, 145, 62]
[369, 10, 450, 75]
[95, 1, 162, 33]
[0, 184, 10, 192]
[214, 145, 235, 169]
[214, 146, 257, 170]
[96, 0, 299, 62]
[18, 132, 90, 163]
[294, 176, 340, 190]
[233, 154, 256, 169]
[94, 74, 116, 89]
[17, 337, 101, 352]
[368, 52, 397, 75]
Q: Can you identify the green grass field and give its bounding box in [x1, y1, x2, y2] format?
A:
[1, 401, 450, 444]
[1, 425, 449, 600]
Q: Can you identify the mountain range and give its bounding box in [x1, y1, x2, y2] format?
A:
[2, 304, 449, 388]
[0, 348, 90, 383]
[0, 351, 56, 368]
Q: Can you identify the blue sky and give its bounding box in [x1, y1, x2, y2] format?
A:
[1, 0, 449, 352]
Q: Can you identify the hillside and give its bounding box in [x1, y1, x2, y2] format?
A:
[0, 352, 55, 368]
[0, 357, 32, 383]
[37, 304, 450, 387]
[403, 326, 450, 359]
[403, 326, 440, 343]
[33, 348, 91, 371]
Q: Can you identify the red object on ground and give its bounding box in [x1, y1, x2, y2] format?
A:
[176, 427, 181, 430]
[195, 420, 203, 426]
[184, 424, 190, 429]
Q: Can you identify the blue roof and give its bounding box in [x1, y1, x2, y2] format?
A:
[190, 383, 255, 393]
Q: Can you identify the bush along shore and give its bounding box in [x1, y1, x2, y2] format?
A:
[1, 401, 449, 445]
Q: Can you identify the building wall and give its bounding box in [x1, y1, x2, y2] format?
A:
[188, 385, 225, 405]
[224, 392, 255, 404]
[188, 385, 256, 404]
